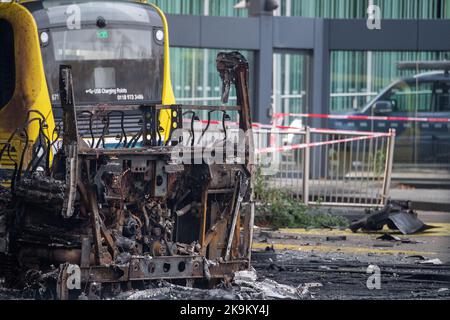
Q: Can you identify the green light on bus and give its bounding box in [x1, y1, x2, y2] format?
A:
[97, 30, 109, 39]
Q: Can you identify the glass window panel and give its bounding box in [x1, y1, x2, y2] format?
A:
[152, 0, 247, 16]
[51, 28, 153, 61]
[435, 81, 450, 112]
[149, 0, 447, 18]
[169, 47, 254, 120]
[279, 0, 443, 19]
[152, 0, 203, 15]
[273, 52, 310, 117]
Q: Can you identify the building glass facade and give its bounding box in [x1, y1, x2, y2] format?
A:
[153, 0, 248, 16]
[279, 0, 450, 19]
[152, 0, 450, 114]
[152, 0, 450, 18]
[169, 48, 254, 109]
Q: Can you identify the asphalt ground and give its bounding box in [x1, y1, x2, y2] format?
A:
[251, 210, 450, 299]
[0, 211, 448, 300]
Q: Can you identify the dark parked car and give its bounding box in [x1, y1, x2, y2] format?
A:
[332, 69, 450, 169]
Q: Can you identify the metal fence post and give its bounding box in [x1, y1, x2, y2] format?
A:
[302, 126, 310, 205]
[381, 129, 396, 205]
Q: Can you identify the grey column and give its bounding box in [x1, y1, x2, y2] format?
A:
[310, 19, 330, 129]
[253, 14, 274, 123]
[310, 19, 330, 179]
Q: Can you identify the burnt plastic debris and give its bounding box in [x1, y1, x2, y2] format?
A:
[326, 236, 347, 241]
[349, 200, 433, 235]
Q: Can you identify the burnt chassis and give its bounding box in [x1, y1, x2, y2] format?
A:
[1, 52, 254, 298]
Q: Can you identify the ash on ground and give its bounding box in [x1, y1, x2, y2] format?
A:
[113, 269, 304, 300]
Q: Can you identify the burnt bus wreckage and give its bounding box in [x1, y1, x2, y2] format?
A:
[0, 52, 254, 299]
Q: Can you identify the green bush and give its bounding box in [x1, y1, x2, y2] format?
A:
[254, 168, 348, 229]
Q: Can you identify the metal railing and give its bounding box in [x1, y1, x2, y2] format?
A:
[254, 126, 396, 207]
[140, 115, 396, 208]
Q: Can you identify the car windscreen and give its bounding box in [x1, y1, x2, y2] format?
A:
[383, 80, 434, 113]
[41, 26, 164, 106]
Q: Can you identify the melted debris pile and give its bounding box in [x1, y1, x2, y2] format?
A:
[114, 269, 302, 300]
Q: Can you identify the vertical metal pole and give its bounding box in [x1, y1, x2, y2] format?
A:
[200, 185, 209, 247]
[80, 237, 91, 268]
[366, 51, 373, 103]
[370, 137, 379, 205]
[202, 0, 210, 107]
[247, 201, 255, 266]
[302, 126, 310, 205]
[381, 129, 396, 205]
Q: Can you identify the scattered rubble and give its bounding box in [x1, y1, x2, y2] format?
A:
[419, 258, 443, 265]
[326, 236, 347, 241]
[406, 255, 426, 260]
[113, 268, 303, 300]
[298, 282, 323, 298]
[377, 233, 419, 244]
[377, 233, 402, 241]
[251, 249, 277, 263]
[253, 250, 450, 300]
[114, 283, 239, 300]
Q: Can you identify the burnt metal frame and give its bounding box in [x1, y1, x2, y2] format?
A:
[0, 53, 254, 298]
[49, 53, 254, 297]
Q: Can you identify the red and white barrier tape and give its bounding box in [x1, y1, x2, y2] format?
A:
[256, 133, 386, 154]
[258, 124, 392, 136]
[183, 118, 393, 134]
[273, 112, 450, 123]
[182, 119, 283, 129]
[179, 117, 392, 154]
[309, 127, 392, 136]
[182, 120, 391, 136]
